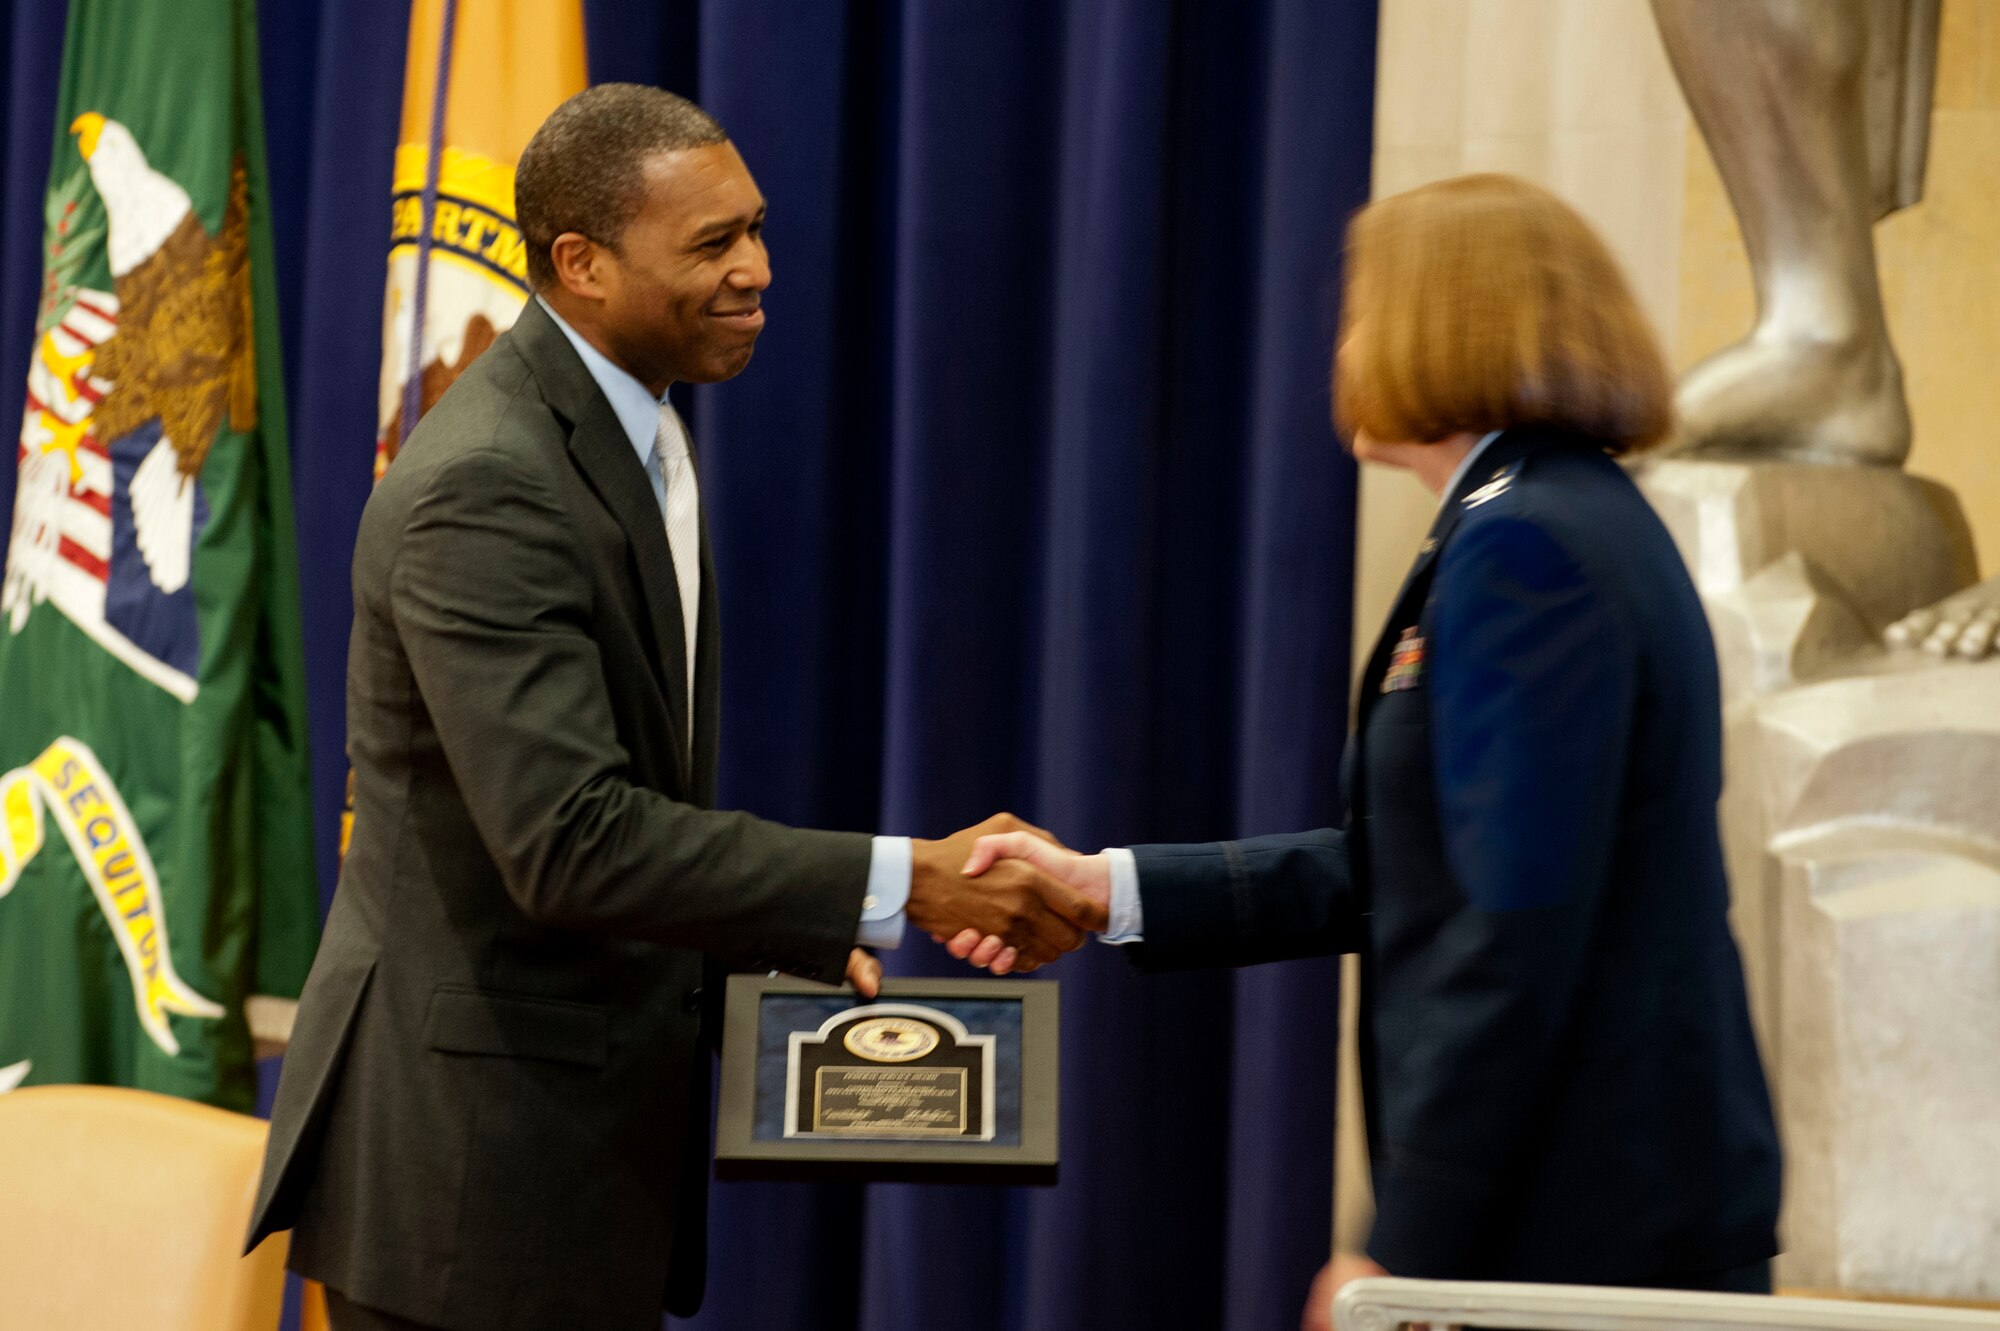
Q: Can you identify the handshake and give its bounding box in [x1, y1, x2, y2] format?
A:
[846, 813, 1111, 995]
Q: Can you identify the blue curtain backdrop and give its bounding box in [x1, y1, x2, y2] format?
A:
[1, 2, 1379, 1327]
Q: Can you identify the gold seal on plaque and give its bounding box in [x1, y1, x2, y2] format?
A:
[843, 1016, 940, 1063]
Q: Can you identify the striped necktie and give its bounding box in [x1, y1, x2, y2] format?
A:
[653, 403, 701, 731]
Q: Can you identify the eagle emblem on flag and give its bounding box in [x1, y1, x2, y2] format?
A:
[4, 113, 254, 704]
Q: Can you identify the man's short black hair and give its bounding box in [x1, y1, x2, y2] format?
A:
[516, 84, 729, 290]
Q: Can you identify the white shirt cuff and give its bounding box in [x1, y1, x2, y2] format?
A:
[856, 835, 911, 950]
[1100, 846, 1144, 945]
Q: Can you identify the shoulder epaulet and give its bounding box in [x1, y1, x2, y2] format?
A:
[1461, 457, 1527, 510]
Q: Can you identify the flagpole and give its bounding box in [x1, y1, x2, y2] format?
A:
[399, 0, 460, 446]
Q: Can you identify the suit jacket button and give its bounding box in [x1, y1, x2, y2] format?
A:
[682, 987, 704, 1014]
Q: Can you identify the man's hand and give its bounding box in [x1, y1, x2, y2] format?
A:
[907, 814, 1103, 973]
[941, 832, 1114, 974]
[1301, 1253, 1389, 1331]
[846, 948, 883, 998]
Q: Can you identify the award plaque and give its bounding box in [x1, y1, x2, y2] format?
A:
[714, 974, 1058, 1185]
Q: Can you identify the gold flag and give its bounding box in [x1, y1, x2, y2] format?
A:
[347, 1, 587, 862]
[373, 0, 587, 480]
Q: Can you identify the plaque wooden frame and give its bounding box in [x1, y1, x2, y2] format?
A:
[715, 973, 1059, 1186]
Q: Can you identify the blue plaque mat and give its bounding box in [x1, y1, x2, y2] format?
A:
[716, 975, 1059, 1186]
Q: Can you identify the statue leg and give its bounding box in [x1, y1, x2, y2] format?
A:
[1653, 0, 1911, 465]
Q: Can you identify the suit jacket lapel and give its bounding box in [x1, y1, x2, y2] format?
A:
[510, 300, 694, 784]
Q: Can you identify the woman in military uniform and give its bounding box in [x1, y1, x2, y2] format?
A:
[959, 174, 1782, 1325]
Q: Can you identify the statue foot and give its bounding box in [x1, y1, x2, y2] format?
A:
[1667, 329, 1911, 466]
[1886, 576, 2000, 660]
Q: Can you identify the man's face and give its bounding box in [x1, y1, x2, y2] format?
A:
[594, 142, 769, 389]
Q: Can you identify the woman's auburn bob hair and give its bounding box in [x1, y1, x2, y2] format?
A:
[1335, 173, 1674, 456]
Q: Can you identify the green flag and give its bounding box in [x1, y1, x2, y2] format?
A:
[0, 0, 318, 1111]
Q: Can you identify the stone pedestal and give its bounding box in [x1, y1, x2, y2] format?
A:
[1758, 666, 2000, 1298]
[1636, 460, 2000, 1301]
[1634, 460, 1976, 700]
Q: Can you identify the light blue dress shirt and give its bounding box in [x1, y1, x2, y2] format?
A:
[538, 298, 908, 948]
[1100, 429, 1505, 945]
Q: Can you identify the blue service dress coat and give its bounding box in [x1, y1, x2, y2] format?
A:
[1126, 428, 1781, 1286]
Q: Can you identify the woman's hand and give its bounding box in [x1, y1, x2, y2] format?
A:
[1301, 1253, 1388, 1331]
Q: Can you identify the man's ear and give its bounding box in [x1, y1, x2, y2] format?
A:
[548, 231, 608, 300]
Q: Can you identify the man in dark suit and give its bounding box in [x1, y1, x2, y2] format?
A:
[247, 85, 1100, 1331]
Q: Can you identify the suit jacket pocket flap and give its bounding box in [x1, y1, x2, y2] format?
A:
[425, 985, 609, 1067]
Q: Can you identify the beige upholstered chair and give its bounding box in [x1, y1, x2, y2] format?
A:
[0, 1084, 288, 1331]
[1335, 1278, 2000, 1331]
